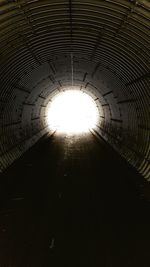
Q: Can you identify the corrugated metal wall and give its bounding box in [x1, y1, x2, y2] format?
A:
[0, 0, 149, 179]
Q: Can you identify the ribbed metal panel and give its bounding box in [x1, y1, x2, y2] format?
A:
[0, 0, 149, 179]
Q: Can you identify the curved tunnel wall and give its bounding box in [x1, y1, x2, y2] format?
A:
[0, 0, 149, 179]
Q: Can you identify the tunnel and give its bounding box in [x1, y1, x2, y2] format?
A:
[0, 0, 150, 266]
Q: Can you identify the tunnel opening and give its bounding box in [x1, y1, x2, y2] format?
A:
[46, 88, 99, 134]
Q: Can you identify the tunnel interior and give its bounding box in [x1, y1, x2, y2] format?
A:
[0, 0, 149, 179]
[0, 1, 150, 266]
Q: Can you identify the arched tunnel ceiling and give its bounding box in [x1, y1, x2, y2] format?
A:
[0, 0, 150, 179]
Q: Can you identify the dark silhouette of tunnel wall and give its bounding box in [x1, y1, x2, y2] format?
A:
[0, 1, 149, 179]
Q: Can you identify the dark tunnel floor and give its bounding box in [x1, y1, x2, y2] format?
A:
[0, 132, 150, 266]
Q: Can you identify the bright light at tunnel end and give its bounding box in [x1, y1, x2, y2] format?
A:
[46, 89, 99, 134]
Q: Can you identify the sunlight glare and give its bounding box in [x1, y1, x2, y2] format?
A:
[47, 90, 98, 134]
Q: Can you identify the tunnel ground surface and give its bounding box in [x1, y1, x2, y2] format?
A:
[0, 132, 150, 266]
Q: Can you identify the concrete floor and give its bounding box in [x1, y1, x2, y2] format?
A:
[0, 132, 150, 266]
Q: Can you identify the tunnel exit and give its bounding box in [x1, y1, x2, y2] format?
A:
[46, 89, 99, 134]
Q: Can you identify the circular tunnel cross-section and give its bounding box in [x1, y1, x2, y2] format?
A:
[0, 0, 149, 179]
